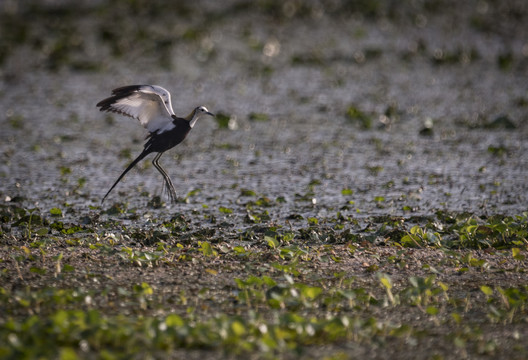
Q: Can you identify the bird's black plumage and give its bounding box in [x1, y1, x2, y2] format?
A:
[97, 86, 137, 109]
[96, 85, 213, 204]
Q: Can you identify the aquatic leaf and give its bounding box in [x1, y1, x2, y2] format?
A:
[426, 306, 439, 315]
[36, 228, 49, 236]
[341, 188, 353, 196]
[255, 197, 273, 207]
[30, 267, 46, 275]
[58, 347, 77, 360]
[487, 145, 507, 156]
[391, 324, 412, 337]
[265, 236, 279, 249]
[379, 275, 392, 290]
[219, 206, 233, 214]
[134, 282, 153, 295]
[262, 276, 276, 287]
[20, 246, 31, 255]
[165, 314, 184, 327]
[234, 278, 246, 289]
[345, 104, 372, 129]
[77, 177, 87, 188]
[240, 189, 257, 197]
[248, 112, 269, 122]
[59, 166, 71, 176]
[300, 286, 322, 299]
[233, 246, 246, 254]
[186, 188, 201, 197]
[199, 241, 217, 257]
[50, 207, 63, 217]
[231, 320, 246, 336]
[512, 248, 525, 261]
[205, 268, 218, 275]
[63, 264, 75, 272]
[480, 285, 493, 296]
[451, 312, 462, 324]
[307, 217, 318, 225]
[215, 112, 231, 128]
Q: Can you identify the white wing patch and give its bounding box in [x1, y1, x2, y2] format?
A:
[97, 85, 176, 134]
[141, 85, 176, 117]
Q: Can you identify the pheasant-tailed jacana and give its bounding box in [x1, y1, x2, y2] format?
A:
[96, 85, 214, 204]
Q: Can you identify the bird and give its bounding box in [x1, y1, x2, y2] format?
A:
[96, 85, 214, 204]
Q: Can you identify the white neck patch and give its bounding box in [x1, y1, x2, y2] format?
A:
[189, 116, 199, 128]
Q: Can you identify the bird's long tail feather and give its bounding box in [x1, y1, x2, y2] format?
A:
[101, 150, 150, 204]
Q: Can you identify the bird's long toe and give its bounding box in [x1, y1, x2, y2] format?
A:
[162, 180, 178, 204]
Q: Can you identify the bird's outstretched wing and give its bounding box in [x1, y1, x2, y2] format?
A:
[97, 85, 176, 134]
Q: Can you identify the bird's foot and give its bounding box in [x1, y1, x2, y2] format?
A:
[163, 181, 178, 204]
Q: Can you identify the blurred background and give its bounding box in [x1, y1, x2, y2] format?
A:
[0, 0, 527, 220]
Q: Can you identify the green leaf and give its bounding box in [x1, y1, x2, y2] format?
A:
[391, 324, 412, 337]
[219, 206, 233, 214]
[480, 285, 493, 296]
[36, 228, 49, 236]
[512, 248, 525, 261]
[265, 236, 279, 249]
[438, 282, 449, 292]
[426, 306, 439, 315]
[186, 188, 201, 197]
[231, 320, 246, 336]
[165, 314, 184, 327]
[215, 112, 231, 128]
[63, 264, 75, 272]
[50, 207, 63, 216]
[30, 267, 46, 275]
[233, 246, 246, 254]
[307, 217, 318, 225]
[240, 189, 257, 197]
[301, 286, 322, 299]
[451, 312, 462, 324]
[248, 112, 269, 122]
[59, 347, 78, 360]
[341, 188, 353, 196]
[345, 104, 372, 129]
[410, 226, 421, 235]
[378, 273, 392, 289]
[199, 241, 217, 257]
[134, 282, 153, 295]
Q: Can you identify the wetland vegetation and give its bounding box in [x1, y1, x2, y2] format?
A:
[1, 0, 527, 359]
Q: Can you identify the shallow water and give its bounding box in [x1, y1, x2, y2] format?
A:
[1, 0, 527, 228]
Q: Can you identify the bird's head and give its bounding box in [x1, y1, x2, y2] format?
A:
[188, 106, 214, 128]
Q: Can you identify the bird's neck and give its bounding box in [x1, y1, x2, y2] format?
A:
[185, 108, 199, 128]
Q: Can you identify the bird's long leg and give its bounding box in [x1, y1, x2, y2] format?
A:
[154, 156, 177, 203]
[152, 152, 177, 203]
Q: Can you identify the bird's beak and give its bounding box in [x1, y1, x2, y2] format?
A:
[206, 111, 215, 117]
